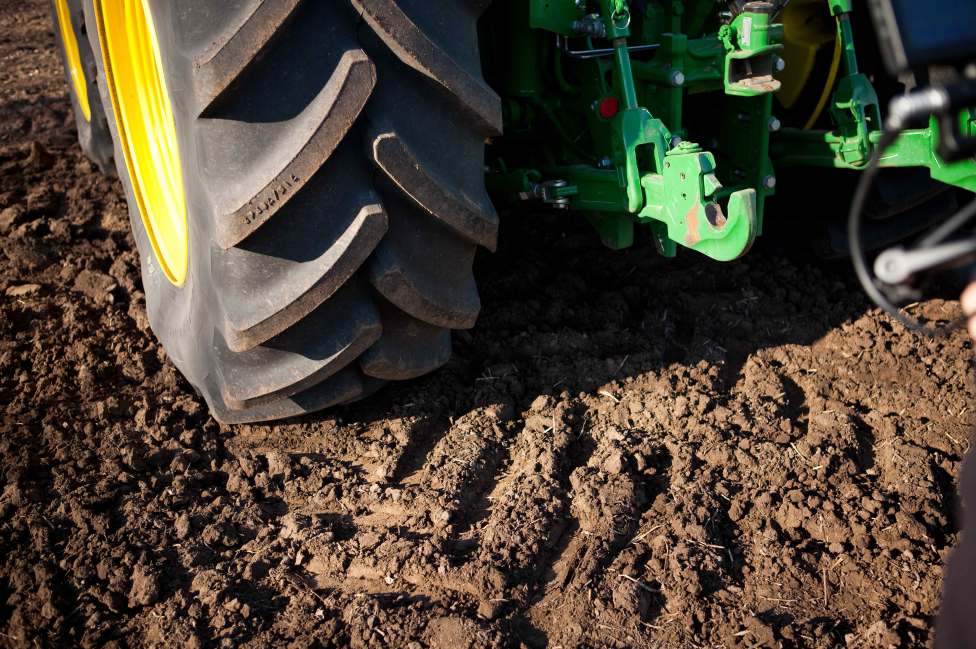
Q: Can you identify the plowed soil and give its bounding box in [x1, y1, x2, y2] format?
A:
[1, 2, 974, 648]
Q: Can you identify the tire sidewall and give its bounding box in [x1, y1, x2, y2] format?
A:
[49, 0, 94, 158]
[81, 0, 217, 396]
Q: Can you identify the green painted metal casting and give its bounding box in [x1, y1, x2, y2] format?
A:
[481, 0, 976, 261]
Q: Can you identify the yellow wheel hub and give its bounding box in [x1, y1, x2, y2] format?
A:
[95, 0, 188, 285]
[776, 0, 836, 110]
[54, 0, 91, 121]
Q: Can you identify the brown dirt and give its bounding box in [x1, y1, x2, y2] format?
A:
[1, 1, 974, 648]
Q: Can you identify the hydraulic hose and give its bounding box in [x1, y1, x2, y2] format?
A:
[848, 127, 969, 336]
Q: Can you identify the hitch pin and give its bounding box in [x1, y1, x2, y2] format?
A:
[557, 34, 659, 59]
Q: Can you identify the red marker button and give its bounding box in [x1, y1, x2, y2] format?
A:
[599, 97, 618, 119]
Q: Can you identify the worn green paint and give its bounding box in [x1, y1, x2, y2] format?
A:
[637, 142, 758, 260]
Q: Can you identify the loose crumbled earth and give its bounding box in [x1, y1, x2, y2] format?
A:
[0, 1, 974, 648]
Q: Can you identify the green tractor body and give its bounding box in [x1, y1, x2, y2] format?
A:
[480, 0, 976, 259]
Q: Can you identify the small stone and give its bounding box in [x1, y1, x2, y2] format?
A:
[0, 204, 26, 234]
[266, 451, 291, 478]
[225, 472, 248, 493]
[603, 452, 625, 474]
[280, 512, 312, 540]
[633, 453, 647, 471]
[202, 521, 239, 546]
[530, 394, 554, 411]
[174, 513, 191, 540]
[477, 599, 505, 620]
[433, 509, 451, 526]
[72, 270, 117, 304]
[128, 565, 160, 607]
[5, 284, 39, 297]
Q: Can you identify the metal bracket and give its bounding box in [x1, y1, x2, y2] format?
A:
[720, 7, 784, 97]
[638, 142, 758, 261]
[825, 11, 880, 166]
[612, 107, 672, 212]
[531, 179, 578, 208]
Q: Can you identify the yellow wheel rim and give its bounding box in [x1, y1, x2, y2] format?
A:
[54, 0, 91, 121]
[94, 0, 188, 286]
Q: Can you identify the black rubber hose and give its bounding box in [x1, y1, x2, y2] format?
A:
[848, 128, 966, 336]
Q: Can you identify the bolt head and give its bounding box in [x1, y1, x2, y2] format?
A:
[670, 135, 682, 148]
[670, 71, 685, 86]
[774, 57, 786, 72]
[766, 117, 781, 132]
[598, 156, 612, 169]
[762, 175, 776, 189]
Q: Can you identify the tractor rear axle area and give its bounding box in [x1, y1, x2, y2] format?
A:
[481, 0, 976, 260]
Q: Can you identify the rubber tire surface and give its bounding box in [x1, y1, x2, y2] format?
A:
[763, 165, 959, 262]
[80, 0, 501, 423]
[48, 0, 116, 175]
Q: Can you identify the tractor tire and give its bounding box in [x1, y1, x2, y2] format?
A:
[80, 0, 501, 423]
[49, 0, 116, 175]
[764, 165, 959, 262]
